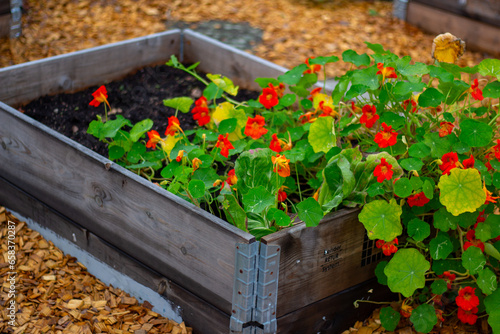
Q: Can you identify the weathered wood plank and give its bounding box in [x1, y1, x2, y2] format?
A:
[276, 278, 394, 333]
[182, 29, 288, 92]
[0, 102, 255, 313]
[0, 175, 230, 334]
[262, 208, 381, 318]
[0, 30, 182, 106]
[407, 2, 500, 56]
[0, 0, 9, 15]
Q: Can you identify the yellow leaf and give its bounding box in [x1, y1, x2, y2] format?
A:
[160, 135, 181, 157]
[212, 102, 247, 141]
[431, 33, 466, 64]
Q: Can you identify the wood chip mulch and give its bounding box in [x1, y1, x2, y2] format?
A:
[0, 0, 487, 78]
[0, 207, 192, 334]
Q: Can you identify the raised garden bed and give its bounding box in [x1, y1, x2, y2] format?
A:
[0, 29, 392, 333]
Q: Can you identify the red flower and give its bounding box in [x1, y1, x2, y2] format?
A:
[373, 158, 393, 183]
[374, 122, 398, 148]
[439, 122, 454, 137]
[439, 152, 460, 175]
[464, 229, 485, 252]
[402, 99, 417, 113]
[244, 115, 268, 140]
[272, 154, 291, 178]
[456, 286, 480, 311]
[469, 79, 484, 101]
[215, 133, 234, 158]
[165, 116, 182, 136]
[376, 238, 398, 256]
[226, 169, 238, 186]
[462, 155, 475, 169]
[351, 101, 362, 114]
[318, 100, 337, 117]
[376, 63, 397, 81]
[175, 150, 184, 162]
[438, 271, 456, 289]
[309, 87, 322, 100]
[493, 139, 500, 160]
[259, 86, 279, 109]
[298, 111, 317, 124]
[303, 57, 322, 74]
[407, 192, 430, 207]
[457, 307, 478, 325]
[277, 187, 287, 202]
[192, 96, 211, 126]
[269, 133, 292, 153]
[89, 85, 110, 108]
[146, 130, 162, 149]
[359, 105, 379, 128]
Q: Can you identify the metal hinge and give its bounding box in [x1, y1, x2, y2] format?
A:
[230, 242, 281, 334]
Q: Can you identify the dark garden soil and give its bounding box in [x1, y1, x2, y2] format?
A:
[19, 64, 259, 158]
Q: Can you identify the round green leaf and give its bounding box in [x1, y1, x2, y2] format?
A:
[418, 88, 444, 108]
[478, 58, 500, 79]
[129, 119, 154, 142]
[477, 268, 497, 295]
[297, 197, 324, 227]
[487, 310, 500, 334]
[379, 112, 406, 130]
[375, 261, 388, 285]
[380, 307, 400, 332]
[394, 178, 413, 198]
[486, 214, 500, 239]
[410, 304, 438, 334]
[163, 97, 194, 113]
[218, 118, 238, 134]
[484, 288, 500, 314]
[109, 145, 125, 160]
[408, 218, 431, 242]
[384, 248, 430, 297]
[188, 179, 205, 199]
[433, 207, 458, 232]
[431, 279, 448, 295]
[342, 49, 370, 67]
[408, 142, 431, 159]
[241, 186, 275, 214]
[400, 158, 424, 172]
[438, 168, 485, 216]
[429, 232, 454, 260]
[410, 176, 423, 190]
[359, 199, 403, 241]
[367, 183, 385, 197]
[483, 81, 500, 99]
[308, 116, 336, 153]
[462, 246, 486, 275]
[422, 179, 434, 200]
[459, 118, 493, 147]
[476, 222, 492, 242]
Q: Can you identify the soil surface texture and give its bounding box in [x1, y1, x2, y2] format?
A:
[20, 64, 259, 158]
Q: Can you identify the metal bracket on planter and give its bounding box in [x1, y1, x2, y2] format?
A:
[10, 0, 22, 38]
[254, 244, 280, 334]
[230, 242, 259, 333]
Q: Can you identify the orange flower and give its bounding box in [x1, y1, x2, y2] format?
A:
[484, 183, 499, 204]
[456, 287, 479, 311]
[272, 154, 290, 178]
[192, 96, 211, 126]
[146, 130, 162, 149]
[269, 133, 292, 153]
[165, 116, 183, 136]
[215, 133, 234, 158]
[376, 63, 397, 81]
[402, 98, 417, 113]
[89, 85, 111, 108]
[259, 86, 279, 109]
[270, 82, 285, 98]
[350, 101, 363, 114]
[374, 122, 398, 148]
[244, 115, 268, 140]
[299, 111, 317, 124]
[359, 104, 379, 128]
[318, 100, 337, 117]
[469, 79, 484, 101]
[439, 121, 454, 137]
[438, 271, 456, 289]
[400, 300, 413, 318]
[303, 57, 321, 74]
[373, 158, 393, 183]
[309, 87, 322, 100]
[175, 150, 185, 162]
[192, 157, 202, 172]
[376, 238, 398, 256]
[226, 169, 238, 186]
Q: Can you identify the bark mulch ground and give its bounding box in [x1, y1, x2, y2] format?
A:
[0, 208, 192, 334]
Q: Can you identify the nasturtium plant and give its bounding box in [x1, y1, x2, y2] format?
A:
[88, 34, 500, 332]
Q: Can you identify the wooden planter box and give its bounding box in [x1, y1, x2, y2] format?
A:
[400, 0, 500, 57]
[0, 29, 391, 333]
[0, 0, 21, 38]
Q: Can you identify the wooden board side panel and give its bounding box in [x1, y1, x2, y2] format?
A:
[407, 2, 500, 56]
[182, 29, 288, 91]
[0, 13, 9, 38]
[0, 104, 254, 312]
[0, 30, 182, 106]
[262, 208, 380, 317]
[0, 176, 230, 334]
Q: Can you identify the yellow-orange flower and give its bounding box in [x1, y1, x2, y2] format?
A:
[376, 63, 397, 81]
[146, 130, 162, 149]
[192, 157, 202, 172]
[272, 154, 290, 178]
[432, 32, 465, 64]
